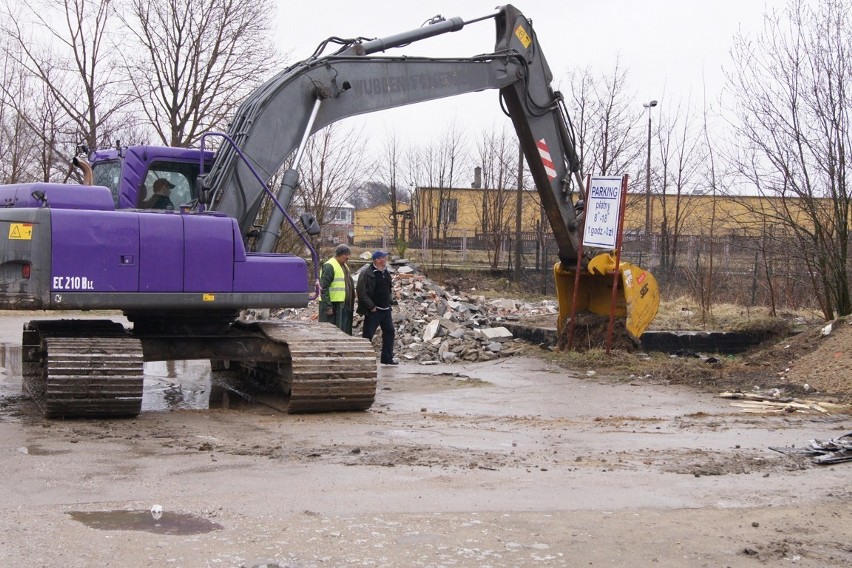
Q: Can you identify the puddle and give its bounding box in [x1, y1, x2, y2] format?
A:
[0, 343, 23, 402]
[67, 510, 222, 535]
[142, 360, 213, 411]
[0, 342, 215, 411]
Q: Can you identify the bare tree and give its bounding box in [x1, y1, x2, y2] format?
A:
[120, 0, 276, 147]
[0, 45, 40, 183]
[565, 60, 644, 178]
[474, 125, 520, 269]
[295, 123, 367, 248]
[409, 122, 469, 245]
[350, 181, 391, 210]
[687, 93, 726, 325]
[653, 98, 708, 275]
[727, 0, 852, 319]
[2, 0, 132, 152]
[377, 130, 408, 243]
[0, 34, 80, 183]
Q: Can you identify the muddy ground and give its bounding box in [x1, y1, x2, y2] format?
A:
[0, 313, 850, 567]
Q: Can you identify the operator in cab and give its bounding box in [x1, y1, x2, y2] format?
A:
[141, 178, 175, 209]
[319, 244, 355, 335]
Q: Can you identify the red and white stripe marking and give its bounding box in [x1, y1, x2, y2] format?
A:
[537, 139, 557, 181]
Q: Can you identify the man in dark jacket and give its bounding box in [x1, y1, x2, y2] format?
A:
[356, 250, 398, 365]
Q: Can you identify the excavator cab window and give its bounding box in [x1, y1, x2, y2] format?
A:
[91, 160, 123, 205]
[138, 161, 202, 209]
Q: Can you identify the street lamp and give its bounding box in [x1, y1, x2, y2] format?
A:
[643, 99, 658, 235]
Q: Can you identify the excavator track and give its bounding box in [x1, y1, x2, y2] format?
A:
[223, 321, 378, 413]
[22, 321, 144, 418]
[258, 321, 377, 413]
[20, 318, 376, 418]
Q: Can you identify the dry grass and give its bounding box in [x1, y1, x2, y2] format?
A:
[542, 347, 739, 389]
[643, 295, 820, 332]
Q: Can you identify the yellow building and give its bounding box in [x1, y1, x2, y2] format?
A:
[411, 186, 544, 239]
[353, 202, 413, 245]
[354, 187, 835, 247]
[628, 192, 834, 236]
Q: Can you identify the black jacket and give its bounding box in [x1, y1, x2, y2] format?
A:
[356, 264, 392, 315]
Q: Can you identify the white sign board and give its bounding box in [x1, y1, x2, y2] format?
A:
[583, 175, 624, 249]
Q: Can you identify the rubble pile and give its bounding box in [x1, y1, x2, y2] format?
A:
[265, 262, 559, 364]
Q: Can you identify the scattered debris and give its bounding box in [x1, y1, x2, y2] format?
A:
[770, 433, 852, 465]
[257, 260, 558, 364]
[718, 391, 848, 415]
[671, 350, 721, 364]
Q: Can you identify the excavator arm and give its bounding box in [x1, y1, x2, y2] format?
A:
[205, 5, 583, 259]
[207, 55, 535, 244]
[204, 4, 658, 339]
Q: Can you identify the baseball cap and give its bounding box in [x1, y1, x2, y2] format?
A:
[334, 244, 351, 255]
[372, 250, 388, 260]
[154, 178, 175, 190]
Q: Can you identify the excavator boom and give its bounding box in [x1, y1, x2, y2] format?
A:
[205, 5, 583, 265]
[203, 3, 657, 341]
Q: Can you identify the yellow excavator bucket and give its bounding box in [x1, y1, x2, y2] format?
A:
[554, 253, 660, 342]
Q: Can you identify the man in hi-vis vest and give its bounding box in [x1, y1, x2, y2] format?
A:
[318, 244, 355, 334]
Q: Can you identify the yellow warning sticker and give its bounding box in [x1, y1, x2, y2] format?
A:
[202, 293, 215, 302]
[514, 24, 531, 48]
[8, 223, 33, 240]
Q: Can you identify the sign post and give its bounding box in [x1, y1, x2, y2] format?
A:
[578, 175, 628, 353]
[566, 175, 591, 350]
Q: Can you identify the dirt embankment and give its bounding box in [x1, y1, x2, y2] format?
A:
[759, 318, 852, 400]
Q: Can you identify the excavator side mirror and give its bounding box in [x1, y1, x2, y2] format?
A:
[31, 190, 48, 207]
[196, 176, 211, 205]
[299, 212, 321, 236]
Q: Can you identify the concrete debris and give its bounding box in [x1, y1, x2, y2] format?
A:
[718, 391, 849, 415]
[422, 320, 440, 341]
[480, 327, 513, 340]
[770, 432, 852, 465]
[490, 298, 517, 310]
[258, 260, 558, 364]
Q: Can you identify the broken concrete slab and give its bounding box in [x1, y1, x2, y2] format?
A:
[440, 351, 458, 362]
[490, 298, 517, 310]
[423, 320, 440, 341]
[480, 327, 513, 340]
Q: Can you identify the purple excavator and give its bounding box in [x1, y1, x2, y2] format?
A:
[0, 5, 659, 418]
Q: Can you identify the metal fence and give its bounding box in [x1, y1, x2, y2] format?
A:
[354, 226, 846, 310]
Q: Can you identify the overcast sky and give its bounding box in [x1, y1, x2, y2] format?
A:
[272, 0, 771, 160]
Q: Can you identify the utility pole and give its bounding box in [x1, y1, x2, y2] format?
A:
[643, 99, 658, 235]
[514, 145, 524, 283]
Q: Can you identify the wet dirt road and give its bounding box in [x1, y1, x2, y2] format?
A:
[0, 314, 850, 567]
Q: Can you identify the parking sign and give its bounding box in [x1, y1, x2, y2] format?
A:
[583, 176, 624, 249]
